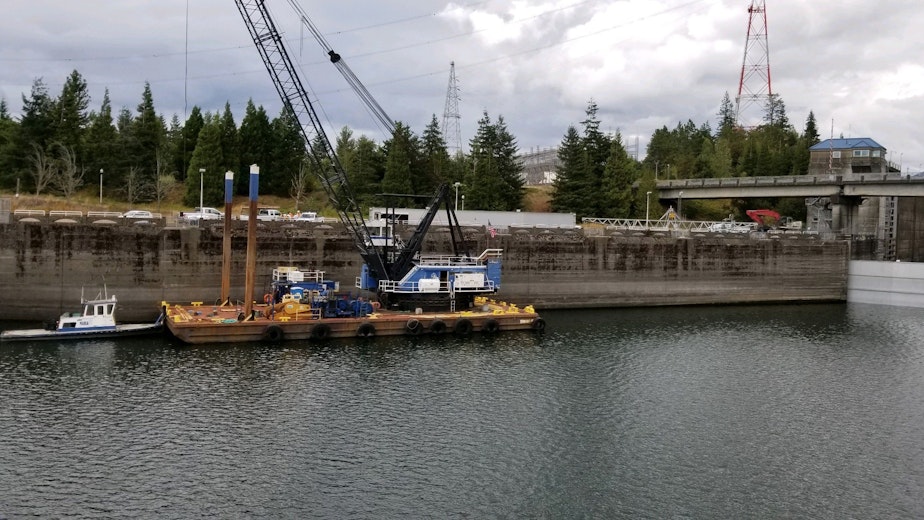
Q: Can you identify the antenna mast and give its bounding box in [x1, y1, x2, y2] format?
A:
[442, 61, 462, 155]
[735, 0, 772, 126]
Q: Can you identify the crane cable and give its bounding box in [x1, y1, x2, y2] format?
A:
[284, 0, 396, 135]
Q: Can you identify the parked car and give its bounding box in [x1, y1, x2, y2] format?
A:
[239, 207, 281, 221]
[120, 210, 154, 219]
[182, 207, 224, 222]
[257, 208, 282, 221]
[294, 211, 321, 222]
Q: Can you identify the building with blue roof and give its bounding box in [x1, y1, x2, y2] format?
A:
[808, 137, 895, 174]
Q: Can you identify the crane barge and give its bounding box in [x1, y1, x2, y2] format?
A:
[161, 0, 544, 343]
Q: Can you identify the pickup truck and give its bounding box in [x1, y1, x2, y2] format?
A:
[239, 207, 281, 222]
[181, 207, 224, 222]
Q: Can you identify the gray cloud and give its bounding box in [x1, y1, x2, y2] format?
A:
[2, 0, 921, 171]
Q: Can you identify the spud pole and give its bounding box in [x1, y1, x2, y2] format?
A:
[243, 165, 259, 320]
[221, 171, 234, 306]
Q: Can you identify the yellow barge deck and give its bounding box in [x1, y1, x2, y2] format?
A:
[163, 296, 545, 344]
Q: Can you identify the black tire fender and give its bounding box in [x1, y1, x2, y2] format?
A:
[263, 325, 284, 342]
[532, 317, 547, 332]
[357, 322, 376, 338]
[406, 318, 422, 335]
[429, 319, 447, 334]
[311, 323, 331, 340]
[454, 318, 473, 336]
[483, 318, 500, 334]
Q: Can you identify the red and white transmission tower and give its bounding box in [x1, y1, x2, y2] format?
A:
[442, 61, 463, 155]
[735, 0, 772, 126]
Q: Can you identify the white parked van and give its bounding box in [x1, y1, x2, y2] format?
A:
[239, 207, 281, 221]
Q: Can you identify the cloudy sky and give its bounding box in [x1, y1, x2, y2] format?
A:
[2, 0, 923, 172]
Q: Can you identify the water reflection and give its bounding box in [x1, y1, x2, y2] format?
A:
[2, 303, 924, 518]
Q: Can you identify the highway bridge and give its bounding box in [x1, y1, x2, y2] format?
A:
[656, 173, 924, 199]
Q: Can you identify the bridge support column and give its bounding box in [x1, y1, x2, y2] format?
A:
[830, 194, 865, 235]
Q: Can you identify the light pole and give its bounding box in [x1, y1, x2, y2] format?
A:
[99, 169, 103, 204]
[199, 168, 205, 211]
[453, 182, 462, 211]
[461, 194, 465, 211]
[645, 191, 651, 228]
[678, 191, 683, 221]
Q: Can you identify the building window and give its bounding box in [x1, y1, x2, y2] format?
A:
[853, 149, 870, 157]
[872, 150, 881, 157]
[832, 151, 841, 158]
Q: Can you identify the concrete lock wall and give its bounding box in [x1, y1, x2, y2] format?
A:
[848, 260, 924, 308]
[0, 220, 850, 323]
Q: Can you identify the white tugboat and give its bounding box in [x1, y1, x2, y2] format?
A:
[1, 291, 164, 342]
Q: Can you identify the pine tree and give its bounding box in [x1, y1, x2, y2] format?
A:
[238, 100, 272, 195]
[803, 111, 820, 146]
[84, 89, 118, 193]
[550, 125, 584, 215]
[381, 122, 416, 200]
[175, 106, 204, 181]
[16, 79, 56, 190]
[185, 114, 224, 207]
[0, 98, 20, 188]
[716, 91, 736, 137]
[218, 102, 239, 179]
[600, 134, 636, 217]
[132, 82, 165, 186]
[53, 70, 90, 159]
[268, 107, 305, 197]
[491, 115, 524, 211]
[420, 114, 450, 194]
[351, 135, 384, 206]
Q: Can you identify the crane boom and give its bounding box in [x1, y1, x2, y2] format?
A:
[233, 0, 388, 281]
[235, 0, 499, 312]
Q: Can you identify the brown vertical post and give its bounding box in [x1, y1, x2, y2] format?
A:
[220, 170, 234, 305]
[243, 165, 259, 320]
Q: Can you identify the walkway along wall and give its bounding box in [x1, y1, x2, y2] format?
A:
[0, 220, 850, 323]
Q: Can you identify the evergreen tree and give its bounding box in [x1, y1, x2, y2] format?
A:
[52, 69, 91, 158]
[132, 82, 165, 184]
[175, 106, 204, 181]
[84, 89, 118, 191]
[163, 114, 183, 177]
[218, 102, 239, 180]
[0, 98, 20, 188]
[491, 115, 525, 211]
[184, 114, 224, 207]
[716, 91, 736, 137]
[237, 100, 272, 195]
[381, 122, 416, 200]
[599, 133, 636, 217]
[16, 79, 56, 190]
[464, 112, 524, 211]
[763, 93, 790, 130]
[351, 135, 384, 206]
[550, 125, 584, 215]
[465, 111, 498, 210]
[803, 111, 820, 146]
[420, 114, 450, 194]
[268, 107, 305, 196]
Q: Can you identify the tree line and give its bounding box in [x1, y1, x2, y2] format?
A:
[0, 69, 820, 220]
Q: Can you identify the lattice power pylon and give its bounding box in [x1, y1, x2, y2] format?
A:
[441, 61, 463, 155]
[735, 0, 772, 126]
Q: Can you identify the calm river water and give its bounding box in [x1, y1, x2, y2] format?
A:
[2, 303, 924, 519]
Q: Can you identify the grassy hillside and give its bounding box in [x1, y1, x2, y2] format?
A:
[2, 183, 556, 216]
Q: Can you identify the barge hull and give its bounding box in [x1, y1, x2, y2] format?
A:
[164, 298, 544, 345]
